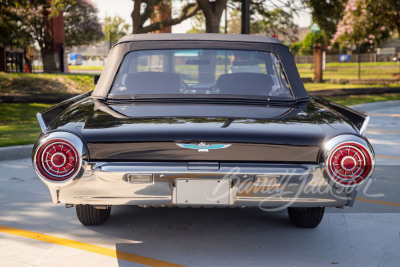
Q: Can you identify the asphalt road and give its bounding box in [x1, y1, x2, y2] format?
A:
[0, 101, 399, 267]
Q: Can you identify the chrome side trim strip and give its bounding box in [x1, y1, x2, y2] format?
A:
[92, 162, 313, 176]
[359, 116, 370, 136]
[36, 113, 47, 132]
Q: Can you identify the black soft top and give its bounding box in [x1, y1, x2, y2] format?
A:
[116, 33, 282, 45]
[92, 34, 308, 100]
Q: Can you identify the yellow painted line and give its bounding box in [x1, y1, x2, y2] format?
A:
[376, 155, 400, 160]
[367, 129, 400, 134]
[0, 225, 184, 267]
[356, 198, 400, 207]
[368, 113, 400, 118]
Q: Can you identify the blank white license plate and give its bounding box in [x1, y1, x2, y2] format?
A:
[176, 179, 231, 205]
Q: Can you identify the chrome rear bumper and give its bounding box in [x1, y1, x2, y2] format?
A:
[42, 162, 357, 208]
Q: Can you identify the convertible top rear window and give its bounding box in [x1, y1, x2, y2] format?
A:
[109, 49, 293, 99]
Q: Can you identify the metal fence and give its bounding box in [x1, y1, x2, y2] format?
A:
[6, 51, 24, 72]
[294, 51, 400, 81]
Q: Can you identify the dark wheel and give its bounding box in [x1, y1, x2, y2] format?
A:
[75, 205, 111, 225]
[288, 207, 325, 228]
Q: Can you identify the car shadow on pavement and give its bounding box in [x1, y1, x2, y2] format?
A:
[94, 206, 311, 266]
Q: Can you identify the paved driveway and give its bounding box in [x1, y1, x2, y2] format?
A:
[0, 101, 399, 267]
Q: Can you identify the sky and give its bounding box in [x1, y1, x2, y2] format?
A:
[91, 0, 312, 33]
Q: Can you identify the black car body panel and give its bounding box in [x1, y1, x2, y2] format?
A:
[43, 96, 359, 163]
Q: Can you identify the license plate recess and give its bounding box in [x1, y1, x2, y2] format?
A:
[175, 179, 231, 205]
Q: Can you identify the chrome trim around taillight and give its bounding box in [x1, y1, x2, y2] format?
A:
[32, 131, 88, 186]
[359, 116, 370, 136]
[322, 134, 375, 187]
[36, 113, 47, 132]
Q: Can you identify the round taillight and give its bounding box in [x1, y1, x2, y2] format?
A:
[35, 139, 80, 181]
[326, 142, 372, 186]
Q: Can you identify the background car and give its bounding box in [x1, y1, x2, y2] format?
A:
[67, 53, 83, 65]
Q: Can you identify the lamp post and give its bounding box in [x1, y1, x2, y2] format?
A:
[241, 0, 250, 34]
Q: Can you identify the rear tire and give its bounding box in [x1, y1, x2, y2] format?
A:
[76, 205, 111, 225]
[288, 207, 325, 228]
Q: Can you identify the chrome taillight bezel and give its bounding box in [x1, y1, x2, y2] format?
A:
[323, 135, 375, 187]
[33, 131, 87, 185]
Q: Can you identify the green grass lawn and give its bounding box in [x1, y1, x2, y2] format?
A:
[303, 82, 400, 91]
[297, 62, 400, 80]
[68, 65, 104, 70]
[0, 72, 95, 94]
[27, 61, 400, 80]
[0, 103, 51, 147]
[1, 94, 400, 147]
[32, 65, 104, 71]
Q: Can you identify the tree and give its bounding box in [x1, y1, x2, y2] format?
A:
[103, 16, 130, 46]
[64, 0, 104, 47]
[304, 0, 347, 39]
[131, 0, 200, 34]
[0, 1, 22, 47]
[11, 1, 52, 70]
[250, 6, 298, 42]
[225, 9, 240, 34]
[303, 31, 329, 53]
[0, 1, 23, 71]
[332, 0, 395, 49]
[289, 41, 302, 55]
[193, 0, 298, 38]
[187, 10, 206, 33]
[197, 0, 227, 33]
[289, 31, 329, 55]
[5, 0, 103, 71]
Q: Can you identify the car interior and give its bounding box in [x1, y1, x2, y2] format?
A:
[109, 49, 293, 98]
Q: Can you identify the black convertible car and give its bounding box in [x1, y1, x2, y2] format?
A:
[32, 34, 374, 228]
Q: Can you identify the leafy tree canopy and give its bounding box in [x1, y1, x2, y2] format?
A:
[131, 0, 200, 34]
[304, 0, 347, 39]
[290, 31, 329, 55]
[103, 16, 130, 46]
[0, 0, 103, 48]
[332, 0, 398, 48]
[64, 0, 104, 47]
[189, 0, 299, 38]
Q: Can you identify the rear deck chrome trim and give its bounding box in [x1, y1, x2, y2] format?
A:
[37, 161, 355, 208]
[36, 113, 47, 132]
[359, 116, 370, 136]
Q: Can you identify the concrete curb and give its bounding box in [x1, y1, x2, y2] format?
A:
[0, 101, 398, 161]
[0, 145, 33, 161]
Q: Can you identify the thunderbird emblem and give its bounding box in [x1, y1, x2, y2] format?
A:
[176, 142, 231, 152]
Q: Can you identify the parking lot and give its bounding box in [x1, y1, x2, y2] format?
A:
[1, 101, 400, 267]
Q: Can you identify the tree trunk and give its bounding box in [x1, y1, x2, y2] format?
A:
[198, 0, 226, 33]
[42, 49, 57, 73]
[197, 0, 226, 83]
[131, 1, 199, 34]
[132, 0, 142, 33]
[0, 46, 6, 72]
[205, 16, 220, 33]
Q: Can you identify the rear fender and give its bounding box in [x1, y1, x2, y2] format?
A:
[37, 92, 92, 132]
[312, 96, 369, 135]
